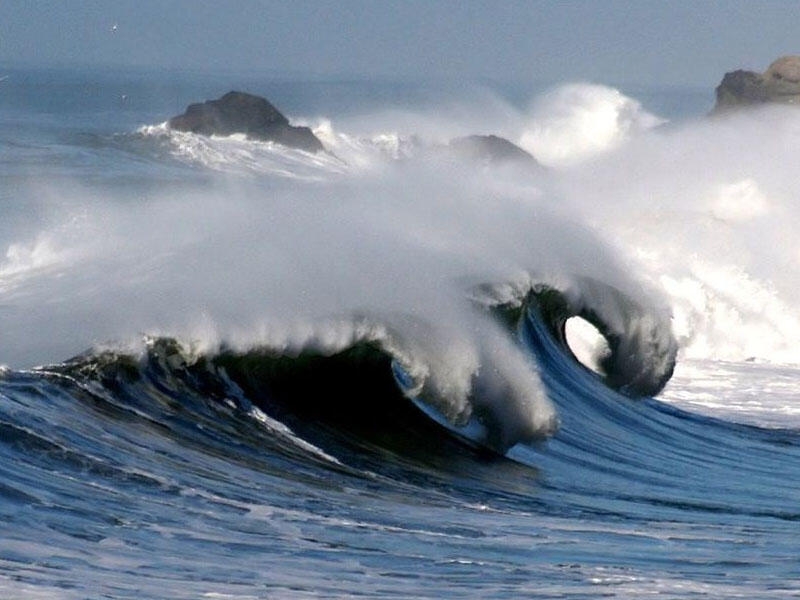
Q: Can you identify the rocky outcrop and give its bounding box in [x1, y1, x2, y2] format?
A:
[714, 56, 800, 112]
[168, 91, 324, 153]
[447, 135, 541, 168]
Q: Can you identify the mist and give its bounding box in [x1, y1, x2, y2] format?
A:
[4, 80, 800, 445]
[0, 115, 658, 445]
[549, 102, 800, 363]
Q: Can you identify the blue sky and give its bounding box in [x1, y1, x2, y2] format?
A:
[2, 1, 798, 87]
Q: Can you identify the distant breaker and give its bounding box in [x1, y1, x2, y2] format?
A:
[714, 55, 800, 112]
[167, 91, 541, 167]
[168, 91, 325, 153]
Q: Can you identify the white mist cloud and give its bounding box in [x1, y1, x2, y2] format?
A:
[8, 80, 800, 446]
[518, 83, 665, 167]
[551, 104, 800, 364]
[1, 122, 678, 446]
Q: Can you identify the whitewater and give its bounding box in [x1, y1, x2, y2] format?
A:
[2, 68, 800, 598]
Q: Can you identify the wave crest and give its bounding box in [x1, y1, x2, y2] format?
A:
[527, 280, 677, 397]
[518, 83, 665, 167]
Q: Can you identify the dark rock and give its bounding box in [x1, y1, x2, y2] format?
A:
[714, 56, 800, 112]
[715, 70, 770, 107]
[168, 91, 324, 153]
[448, 135, 541, 168]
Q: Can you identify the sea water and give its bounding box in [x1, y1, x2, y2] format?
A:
[1, 66, 799, 599]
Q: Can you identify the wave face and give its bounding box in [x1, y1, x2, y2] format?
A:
[1, 308, 798, 598]
[2, 69, 800, 598]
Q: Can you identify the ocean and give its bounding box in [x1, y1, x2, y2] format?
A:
[2, 66, 800, 599]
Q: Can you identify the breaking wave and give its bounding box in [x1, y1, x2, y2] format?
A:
[4, 81, 800, 447]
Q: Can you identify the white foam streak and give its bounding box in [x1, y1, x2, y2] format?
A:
[664, 359, 800, 428]
[312, 119, 417, 167]
[139, 123, 348, 179]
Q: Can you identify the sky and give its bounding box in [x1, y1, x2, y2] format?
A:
[1, 1, 799, 87]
